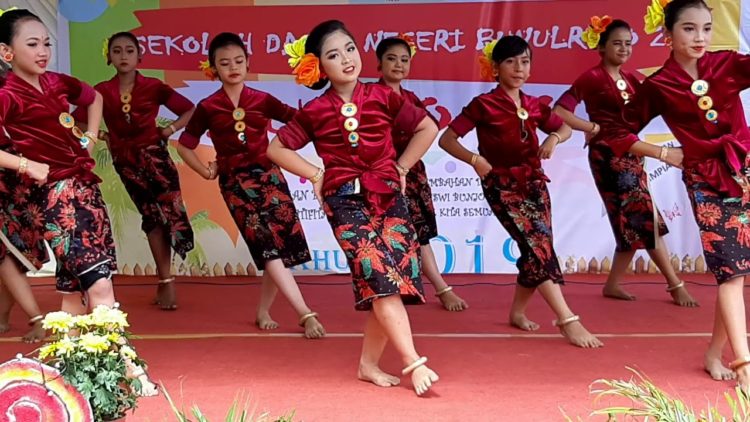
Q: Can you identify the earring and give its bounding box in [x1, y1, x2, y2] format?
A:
[664, 36, 672, 48]
[2, 52, 13, 62]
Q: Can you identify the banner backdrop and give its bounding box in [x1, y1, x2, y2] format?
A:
[59, 0, 747, 276]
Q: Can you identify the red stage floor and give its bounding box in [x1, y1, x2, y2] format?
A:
[0, 274, 745, 421]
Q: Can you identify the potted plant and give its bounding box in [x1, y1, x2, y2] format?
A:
[37, 304, 145, 421]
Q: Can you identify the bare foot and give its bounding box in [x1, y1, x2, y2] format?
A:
[357, 364, 400, 387]
[303, 316, 325, 339]
[602, 284, 636, 301]
[411, 365, 439, 396]
[669, 284, 699, 307]
[127, 363, 159, 397]
[22, 321, 45, 343]
[704, 354, 735, 381]
[255, 313, 279, 330]
[559, 320, 603, 348]
[509, 313, 539, 331]
[438, 290, 468, 312]
[155, 282, 178, 311]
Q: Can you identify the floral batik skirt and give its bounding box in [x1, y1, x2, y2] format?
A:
[589, 141, 667, 252]
[0, 166, 47, 270]
[323, 179, 425, 311]
[32, 177, 117, 293]
[219, 164, 310, 271]
[481, 173, 563, 288]
[113, 142, 194, 259]
[684, 168, 750, 283]
[404, 160, 438, 246]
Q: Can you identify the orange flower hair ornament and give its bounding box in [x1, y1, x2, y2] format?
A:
[198, 59, 216, 81]
[397, 33, 418, 57]
[477, 39, 498, 82]
[581, 15, 613, 49]
[284, 35, 325, 87]
[644, 0, 673, 34]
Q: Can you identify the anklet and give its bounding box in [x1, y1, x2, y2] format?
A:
[402, 356, 428, 375]
[159, 277, 175, 284]
[553, 314, 580, 327]
[434, 286, 453, 297]
[28, 315, 43, 326]
[730, 355, 750, 371]
[298, 312, 319, 327]
[666, 281, 685, 292]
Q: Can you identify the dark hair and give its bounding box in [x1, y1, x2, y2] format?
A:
[664, 0, 710, 31]
[491, 35, 532, 63]
[208, 32, 247, 67]
[0, 9, 43, 46]
[375, 37, 410, 62]
[598, 19, 631, 48]
[304, 20, 356, 90]
[106, 31, 139, 65]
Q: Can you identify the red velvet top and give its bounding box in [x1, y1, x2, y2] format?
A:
[0, 71, 98, 182]
[609, 51, 750, 198]
[450, 85, 563, 186]
[276, 82, 426, 214]
[555, 62, 640, 147]
[179, 85, 295, 172]
[75, 72, 193, 163]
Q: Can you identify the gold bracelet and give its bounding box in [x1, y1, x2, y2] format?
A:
[84, 131, 98, 144]
[309, 168, 324, 183]
[470, 154, 479, 166]
[549, 132, 562, 144]
[17, 157, 27, 175]
[659, 146, 668, 161]
[395, 163, 409, 176]
[169, 124, 177, 134]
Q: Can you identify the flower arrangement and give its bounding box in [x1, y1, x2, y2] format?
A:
[285, 35, 325, 87]
[477, 38, 499, 82]
[644, 0, 673, 35]
[581, 15, 613, 49]
[163, 387, 296, 422]
[37, 304, 145, 421]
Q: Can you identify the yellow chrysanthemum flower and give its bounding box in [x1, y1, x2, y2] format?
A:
[79, 333, 110, 354]
[582, 27, 601, 49]
[644, 0, 666, 34]
[119, 345, 138, 360]
[42, 311, 75, 333]
[55, 335, 76, 357]
[38, 343, 58, 360]
[91, 305, 129, 329]
[284, 35, 308, 69]
[107, 332, 122, 344]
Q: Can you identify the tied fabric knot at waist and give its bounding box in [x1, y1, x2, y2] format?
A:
[683, 134, 750, 198]
[488, 157, 549, 193]
[49, 156, 100, 184]
[326, 156, 400, 217]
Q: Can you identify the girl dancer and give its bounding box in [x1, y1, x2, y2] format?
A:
[439, 35, 602, 348]
[553, 17, 697, 306]
[177, 32, 325, 339]
[267, 20, 440, 395]
[375, 36, 468, 312]
[0, 9, 157, 395]
[76, 31, 195, 310]
[612, 0, 750, 387]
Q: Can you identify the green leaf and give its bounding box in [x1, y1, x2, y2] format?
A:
[244, 189, 259, 199]
[362, 258, 372, 279]
[390, 239, 405, 252]
[339, 231, 356, 240]
[391, 224, 409, 234]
